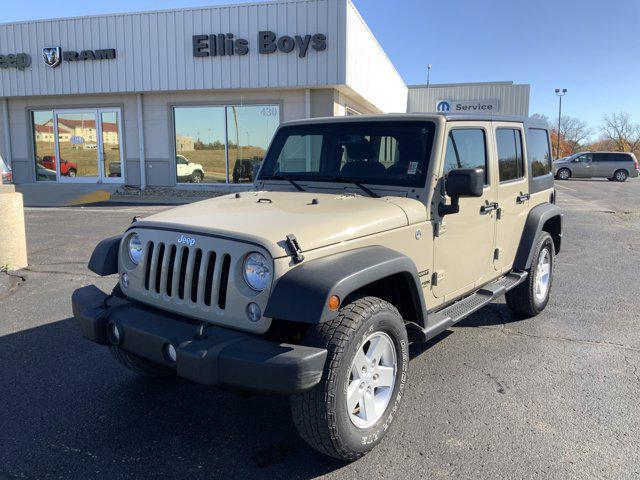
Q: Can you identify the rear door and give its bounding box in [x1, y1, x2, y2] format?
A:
[432, 122, 497, 301]
[492, 122, 529, 273]
[591, 153, 609, 177]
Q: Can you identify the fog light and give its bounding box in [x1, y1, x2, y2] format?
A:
[107, 322, 122, 345]
[246, 302, 261, 322]
[164, 343, 177, 364]
[121, 272, 129, 289]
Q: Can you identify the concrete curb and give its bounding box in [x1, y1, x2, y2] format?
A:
[67, 189, 112, 206]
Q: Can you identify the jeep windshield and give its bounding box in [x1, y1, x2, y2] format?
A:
[259, 121, 435, 188]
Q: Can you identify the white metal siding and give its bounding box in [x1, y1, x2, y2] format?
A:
[0, 0, 346, 98]
[344, 0, 407, 113]
[408, 83, 530, 116]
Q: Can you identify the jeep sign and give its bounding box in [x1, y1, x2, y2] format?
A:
[438, 99, 500, 113]
[0, 53, 31, 70]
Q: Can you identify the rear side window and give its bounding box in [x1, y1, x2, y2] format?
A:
[527, 128, 552, 177]
[496, 128, 524, 182]
[443, 129, 488, 183]
[613, 153, 632, 162]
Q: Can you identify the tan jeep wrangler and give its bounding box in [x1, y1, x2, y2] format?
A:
[73, 114, 562, 460]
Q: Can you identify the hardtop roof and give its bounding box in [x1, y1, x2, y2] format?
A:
[280, 113, 549, 129]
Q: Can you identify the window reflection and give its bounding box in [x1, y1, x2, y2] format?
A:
[174, 107, 226, 183]
[227, 105, 280, 183]
[173, 104, 279, 184]
[32, 110, 56, 181]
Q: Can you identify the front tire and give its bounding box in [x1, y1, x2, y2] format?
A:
[506, 231, 554, 317]
[291, 297, 409, 460]
[556, 168, 571, 180]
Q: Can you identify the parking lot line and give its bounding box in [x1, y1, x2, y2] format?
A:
[555, 184, 577, 192]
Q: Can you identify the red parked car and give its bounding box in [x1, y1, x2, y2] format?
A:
[1, 155, 12, 183]
[40, 156, 78, 177]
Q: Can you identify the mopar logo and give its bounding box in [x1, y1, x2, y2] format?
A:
[178, 234, 196, 246]
[436, 101, 450, 112]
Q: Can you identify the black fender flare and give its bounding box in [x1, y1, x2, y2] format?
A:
[88, 235, 122, 276]
[513, 203, 563, 271]
[264, 246, 426, 326]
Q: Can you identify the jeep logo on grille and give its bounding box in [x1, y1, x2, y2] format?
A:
[177, 234, 196, 246]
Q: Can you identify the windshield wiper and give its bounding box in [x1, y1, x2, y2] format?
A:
[286, 178, 305, 192]
[352, 182, 379, 198]
[261, 175, 305, 192]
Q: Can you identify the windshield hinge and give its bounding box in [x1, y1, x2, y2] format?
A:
[286, 234, 305, 263]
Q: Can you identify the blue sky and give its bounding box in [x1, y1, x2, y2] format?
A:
[3, 0, 639, 132]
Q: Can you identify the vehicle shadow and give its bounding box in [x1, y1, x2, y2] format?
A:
[0, 318, 344, 480]
[456, 302, 518, 328]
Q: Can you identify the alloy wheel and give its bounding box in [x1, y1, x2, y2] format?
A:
[347, 331, 397, 429]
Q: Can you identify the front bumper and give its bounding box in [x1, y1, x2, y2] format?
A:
[72, 285, 327, 394]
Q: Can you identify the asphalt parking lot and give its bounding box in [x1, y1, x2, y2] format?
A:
[1, 178, 639, 480]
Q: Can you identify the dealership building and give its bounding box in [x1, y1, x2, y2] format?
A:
[0, 0, 530, 189]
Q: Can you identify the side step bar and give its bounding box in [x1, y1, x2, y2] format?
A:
[407, 271, 527, 343]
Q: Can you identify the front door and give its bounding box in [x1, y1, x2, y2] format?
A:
[432, 123, 497, 301]
[492, 123, 529, 273]
[571, 153, 593, 177]
[50, 108, 123, 183]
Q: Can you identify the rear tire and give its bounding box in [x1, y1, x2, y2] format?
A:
[506, 232, 554, 318]
[291, 296, 409, 460]
[613, 169, 628, 182]
[556, 168, 571, 180]
[110, 347, 174, 378]
[191, 170, 203, 183]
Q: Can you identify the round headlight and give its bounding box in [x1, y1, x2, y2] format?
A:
[243, 252, 271, 291]
[128, 234, 143, 265]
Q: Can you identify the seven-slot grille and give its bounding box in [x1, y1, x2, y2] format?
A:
[142, 241, 231, 309]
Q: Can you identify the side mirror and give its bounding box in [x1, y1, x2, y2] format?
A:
[439, 168, 484, 216]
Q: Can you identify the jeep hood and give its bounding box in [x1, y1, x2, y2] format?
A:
[133, 191, 425, 258]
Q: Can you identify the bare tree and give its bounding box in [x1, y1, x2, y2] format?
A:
[601, 112, 640, 154]
[559, 116, 593, 154]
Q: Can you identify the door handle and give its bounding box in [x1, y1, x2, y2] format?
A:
[516, 193, 530, 204]
[481, 202, 499, 214]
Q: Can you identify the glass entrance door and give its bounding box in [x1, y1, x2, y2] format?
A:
[98, 110, 124, 183]
[55, 111, 100, 181]
[45, 108, 124, 183]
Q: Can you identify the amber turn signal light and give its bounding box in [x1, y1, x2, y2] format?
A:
[328, 295, 340, 311]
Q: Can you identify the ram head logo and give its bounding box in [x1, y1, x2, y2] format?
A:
[42, 47, 62, 68]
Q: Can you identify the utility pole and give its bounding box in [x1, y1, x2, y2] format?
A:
[554, 88, 567, 159]
[426, 64, 432, 88]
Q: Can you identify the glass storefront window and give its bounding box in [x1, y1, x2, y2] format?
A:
[173, 106, 227, 184]
[227, 105, 280, 183]
[173, 104, 280, 184]
[32, 110, 56, 181]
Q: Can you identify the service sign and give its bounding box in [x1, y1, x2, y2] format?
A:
[436, 99, 500, 113]
[0, 53, 31, 70]
[70, 136, 85, 145]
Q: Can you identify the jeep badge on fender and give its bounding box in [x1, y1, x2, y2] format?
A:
[73, 113, 561, 461]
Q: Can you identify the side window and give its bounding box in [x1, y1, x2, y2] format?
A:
[614, 153, 630, 163]
[576, 153, 592, 163]
[527, 128, 552, 177]
[443, 129, 488, 183]
[496, 128, 524, 182]
[593, 153, 606, 162]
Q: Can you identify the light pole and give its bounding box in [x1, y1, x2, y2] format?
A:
[426, 64, 432, 88]
[554, 88, 567, 159]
